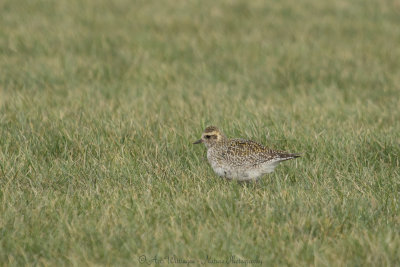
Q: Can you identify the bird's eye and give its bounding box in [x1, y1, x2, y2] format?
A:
[205, 135, 211, 139]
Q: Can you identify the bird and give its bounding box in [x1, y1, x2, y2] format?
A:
[193, 126, 300, 181]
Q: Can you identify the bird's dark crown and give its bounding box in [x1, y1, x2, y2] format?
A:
[204, 126, 220, 133]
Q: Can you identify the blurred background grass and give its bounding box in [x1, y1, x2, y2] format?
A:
[0, 0, 400, 265]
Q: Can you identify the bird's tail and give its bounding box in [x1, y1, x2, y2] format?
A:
[277, 153, 301, 161]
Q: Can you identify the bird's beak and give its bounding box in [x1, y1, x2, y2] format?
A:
[193, 139, 202, 144]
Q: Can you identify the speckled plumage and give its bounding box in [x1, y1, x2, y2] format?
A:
[193, 126, 300, 181]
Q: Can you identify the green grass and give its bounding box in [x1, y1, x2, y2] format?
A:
[1, 0, 400, 265]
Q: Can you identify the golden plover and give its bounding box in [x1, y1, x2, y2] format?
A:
[193, 126, 300, 181]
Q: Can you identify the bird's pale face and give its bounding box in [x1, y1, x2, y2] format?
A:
[193, 126, 224, 149]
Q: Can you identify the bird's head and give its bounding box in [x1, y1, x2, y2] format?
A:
[193, 126, 226, 148]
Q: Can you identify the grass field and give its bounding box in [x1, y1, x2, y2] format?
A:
[1, 0, 400, 265]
